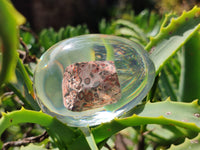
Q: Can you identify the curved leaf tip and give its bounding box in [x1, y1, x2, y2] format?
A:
[5, 0, 26, 25]
[0, 0, 26, 86]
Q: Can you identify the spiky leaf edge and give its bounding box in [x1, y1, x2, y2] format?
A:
[146, 6, 200, 73]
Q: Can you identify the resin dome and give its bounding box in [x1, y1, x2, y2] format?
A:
[33, 34, 155, 127]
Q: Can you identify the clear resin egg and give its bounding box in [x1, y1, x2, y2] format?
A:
[33, 34, 155, 127]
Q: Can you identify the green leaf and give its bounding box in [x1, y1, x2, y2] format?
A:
[98, 19, 114, 34]
[80, 127, 99, 150]
[113, 19, 147, 44]
[134, 10, 162, 35]
[179, 32, 200, 102]
[146, 6, 200, 73]
[20, 30, 35, 50]
[7, 67, 39, 110]
[39, 28, 57, 50]
[5, 100, 198, 149]
[145, 124, 197, 146]
[115, 27, 143, 42]
[0, 108, 89, 150]
[158, 68, 178, 101]
[91, 99, 200, 144]
[168, 133, 200, 150]
[0, 0, 25, 86]
[57, 27, 65, 41]
[39, 25, 89, 50]
[3, 0, 26, 25]
[16, 58, 35, 98]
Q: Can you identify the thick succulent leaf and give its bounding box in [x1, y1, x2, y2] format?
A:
[115, 27, 141, 39]
[179, 32, 200, 102]
[146, 6, 200, 73]
[168, 133, 200, 150]
[157, 54, 180, 103]
[3, 99, 199, 149]
[145, 124, 197, 146]
[0, 0, 25, 86]
[158, 67, 178, 101]
[0, 108, 89, 150]
[16, 58, 35, 98]
[91, 99, 200, 144]
[80, 127, 99, 150]
[3, 0, 26, 25]
[7, 67, 39, 110]
[165, 57, 181, 86]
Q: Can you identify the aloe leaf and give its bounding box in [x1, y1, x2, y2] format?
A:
[168, 133, 200, 150]
[91, 99, 200, 144]
[165, 58, 181, 86]
[146, 6, 200, 73]
[179, 32, 200, 102]
[16, 58, 35, 98]
[158, 69, 178, 101]
[67, 134, 91, 150]
[3, 0, 26, 25]
[145, 124, 197, 146]
[113, 19, 147, 44]
[0, 0, 25, 86]
[115, 27, 140, 38]
[7, 68, 39, 110]
[0, 108, 89, 149]
[80, 127, 99, 150]
[157, 53, 181, 101]
[4, 101, 194, 150]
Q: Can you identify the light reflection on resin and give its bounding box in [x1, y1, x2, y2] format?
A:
[33, 34, 155, 127]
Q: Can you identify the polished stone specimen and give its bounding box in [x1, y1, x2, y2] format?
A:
[62, 61, 121, 111]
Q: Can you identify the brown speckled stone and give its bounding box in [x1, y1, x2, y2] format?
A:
[62, 61, 121, 111]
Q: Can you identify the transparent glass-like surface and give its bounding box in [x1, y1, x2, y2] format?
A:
[33, 34, 155, 127]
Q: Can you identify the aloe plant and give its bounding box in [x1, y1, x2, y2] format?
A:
[0, 2, 200, 150]
[0, 0, 25, 87]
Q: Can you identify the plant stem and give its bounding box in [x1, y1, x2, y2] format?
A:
[2, 131, 48, 150]
[135, 125, 145, 150]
